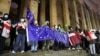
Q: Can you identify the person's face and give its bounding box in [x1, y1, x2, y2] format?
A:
[20, 18, 25, 22]
[70, 28, 73, 31]
[34, 20, 38, 25]
[55, 25, 58, 29]
[4, 15, 9, 18]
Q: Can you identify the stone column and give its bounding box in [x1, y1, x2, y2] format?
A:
[83, 8, 89, 30]
[89, 11, 96, 29]
[95, 14, 99, 30]
[79, 3, 87, 30]
[62, 0, 70, 30]
[86, 10, 92, 30]
[20, 0, 27, 17]
[71, 0, 80, 29]
[40, 0, 45, 26]
[97, 15, 100, 30]
[93, 13, 97, 29]
[50, 0, 57, 27]
[0, 0, 11, 16]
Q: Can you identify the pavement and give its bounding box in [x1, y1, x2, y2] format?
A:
[0, 49, 90, 56]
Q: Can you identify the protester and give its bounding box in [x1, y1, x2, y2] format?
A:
[0, 13, 11, 54]
[68, 26, 75, 50]
[74, 28, 82, 50]
[30, 20, 39, 52]
[95, 30, 100, 54]
[12, 17, 27, 53]
[41, 21, 51, 51]
[53, 25, 59, 51]
[10, 19, 17, 50]
[57, 24, 66, 50]
[85, 29, 97, 56]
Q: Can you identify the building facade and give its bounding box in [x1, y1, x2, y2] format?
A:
[0, 0, 100, 30]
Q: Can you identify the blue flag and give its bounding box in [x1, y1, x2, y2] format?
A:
[61, 32, 69, 46]
[53, 30, 60, 42]
[38, 25, 55, 41]
[44, 25, 55, 40]
[27, 25, 40, 42]
[37, 26, 48, 41]
[53, 29, 69, 46]
[26, 8, 34, 24]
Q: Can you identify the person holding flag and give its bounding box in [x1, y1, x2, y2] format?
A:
[26, 8, 40, 52]
[27, 20, 39, 52]
[0, 13, 11, 54]
[68, 26, 76, 50]
[41, 21, 52, 51]
[11, 17, 27, 53]
[53, 25, 60, 51]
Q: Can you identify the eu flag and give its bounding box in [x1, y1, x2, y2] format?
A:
[27, 25, 40, 42]
[26, 8, 34, 24]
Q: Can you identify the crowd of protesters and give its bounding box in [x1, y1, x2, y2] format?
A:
[0, 13, 100, 56]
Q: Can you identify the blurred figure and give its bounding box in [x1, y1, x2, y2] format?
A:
[42, 21, 51, 51]
[12, 17, 27, 53]
[85, 29, 97, 56]
[68, 26, 75, 50]
[0, 13, 11, 54]
[74, 27, 82, 50]
[95, 30, 100, 54]
[57, 24, 65, 50]
[53, 25, 59, 51]
[0, 17, 4, 54]
[79, 29, 87, 49]
[30, 20, 38, 52]
[10, 18, 17, 50]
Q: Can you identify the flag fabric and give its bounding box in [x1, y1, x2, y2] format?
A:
[38, 25, 55, 41]
[44, 26, 55, 40]
[27, 24, 40, 42]
[53, 30, 60, 42]
[26, 8, 34, 24]
[27, 25, 55, 42]
[53, 29, 69, 46]
[2, 20, 11, 38]
[74, 31, 82, 44]
[69, 32, 81, 46]
[69, 32, 76, 45]
[61, 32, 69, 46]
[37, 26, 48, 41]
[86, 31, 97, 41]
[26, 8, 69, 45]
[27, 24, 70, 46]
[26, 8, 38, 42]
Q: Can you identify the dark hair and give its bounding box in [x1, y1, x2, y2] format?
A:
[75, 27, 80, 31]
[58, 24, 61, 27]
[68, 26, 72, 30]
[79, 29, 82, 33]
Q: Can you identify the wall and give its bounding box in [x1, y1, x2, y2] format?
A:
[0, 0, 11, 17]
[79, 0, 100, 15]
